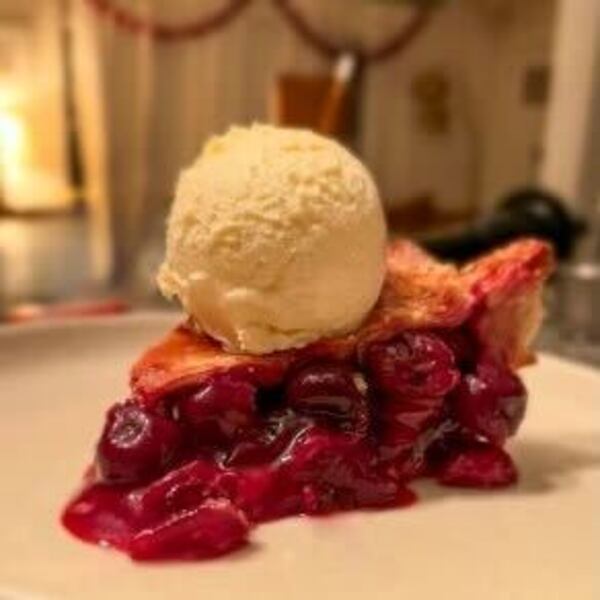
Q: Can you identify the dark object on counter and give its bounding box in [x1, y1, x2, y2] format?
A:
[421, 187, 585, 262]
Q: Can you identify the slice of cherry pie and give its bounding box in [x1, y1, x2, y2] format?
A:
[62, 238, 553, 561]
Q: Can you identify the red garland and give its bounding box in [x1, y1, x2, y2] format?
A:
[85, 0, 252, 42]
[272, 0, 431, 63]
[85, 0, 431, 60]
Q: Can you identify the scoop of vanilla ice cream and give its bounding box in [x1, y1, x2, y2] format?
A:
[158, 124, 386, 354]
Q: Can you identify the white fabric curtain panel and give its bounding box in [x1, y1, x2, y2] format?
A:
[72, 0, 555, 284]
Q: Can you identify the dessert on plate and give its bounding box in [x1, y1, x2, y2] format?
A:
[63, 125, 553, 561]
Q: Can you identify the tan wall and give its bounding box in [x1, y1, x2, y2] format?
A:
[0, 0, 557, 213]
[542, 0, 600, 211]
[0, 0, 557, 284]
[72, 0, 556, 279]
[480, 0, 555, 209]
[81, 0, 554, 205]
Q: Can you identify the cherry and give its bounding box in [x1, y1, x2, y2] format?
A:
[61, 483, 133, 551]
[451, 359, 527, 445]
[436, 329, 476, 370]
[285, 363, 369, 434]
[128, 498, 249, 560]
[127, 458, 284, 524]
[176, 375, 256, 445]
[364, 332, 459, 398]
[380, 396, 444, 432]
[225, 409, 316, 467]
[285, 429, 402, 512]
[437, 443, 518, 488]
[219, 468, 287, 521]
[126, 459, 224, 523]
[378, 396, 445, 462]
[96, 401, 182, 484]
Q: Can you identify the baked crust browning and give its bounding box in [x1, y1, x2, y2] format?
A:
[132, 239, 554, 404]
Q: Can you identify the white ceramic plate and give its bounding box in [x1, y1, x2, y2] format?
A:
[1, 313, 599, 600]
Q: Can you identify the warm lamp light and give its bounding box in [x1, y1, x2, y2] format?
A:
[0, 109, 25, 159]
[0, 107, 26, 208]
[0, 98, 73, 214]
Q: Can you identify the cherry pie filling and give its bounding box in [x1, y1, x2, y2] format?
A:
[63, 328, 525, 561]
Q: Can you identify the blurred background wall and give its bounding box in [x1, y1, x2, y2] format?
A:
[72, 0, 556, 284]
[0, 0, 599, 308]
[542, 0, 600, 262]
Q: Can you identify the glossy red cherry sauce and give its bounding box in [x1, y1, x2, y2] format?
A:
[62, 329, 525, 561]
